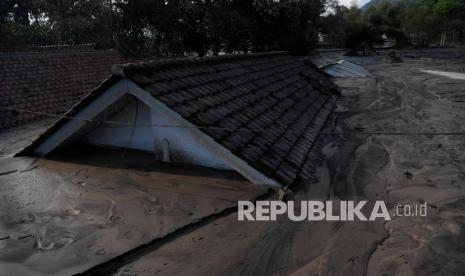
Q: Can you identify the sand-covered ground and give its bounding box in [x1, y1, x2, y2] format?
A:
[113, 58, 465, 276]
[0, 147, 267, 275]
[336, 59, 465, 276]
[1, 57, 465, 276]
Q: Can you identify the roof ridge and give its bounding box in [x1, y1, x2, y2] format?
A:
[111, 51, 288, 76]
[30, 43, 96, 49]
[0, 48, 120, 57]
[17, 51, 340, 188]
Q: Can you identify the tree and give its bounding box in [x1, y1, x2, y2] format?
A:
[434, 0, 465, 46]
[365, 2, 408, 47]
[1, 0, 330, 56]
[403, 0, 441, 47]
[320, 0, 465, 50]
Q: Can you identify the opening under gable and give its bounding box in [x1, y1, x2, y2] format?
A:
[26, 78, 282, 188]
[82, 98, 154, 152]
[79, 97, 232, 170]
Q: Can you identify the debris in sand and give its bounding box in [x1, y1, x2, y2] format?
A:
[0, 170, 17, 176]
[0, 158, 36, 175]
[192, 237, 204, 242]
[19, 165, 38, 173]
[404, 171, 413, 180]
[96, 248, 109, 256]
[65, 208, 81, 216]
[17, 234, 34, 240]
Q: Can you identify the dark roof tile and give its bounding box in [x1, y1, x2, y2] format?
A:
[0, 48, 127, 129]
[22, 52, 340, 187]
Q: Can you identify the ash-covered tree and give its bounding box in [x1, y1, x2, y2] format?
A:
[433, 0, 465, 46]
[320, 1, 410, 51]
[242, 0, 326, 55]
[2, 0, 329, 56]
[365, 2, 408, 47]
[320, 4, 384, 53]
[115, 0, 327, 57]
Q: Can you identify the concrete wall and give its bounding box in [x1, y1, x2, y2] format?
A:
[82, 99, 232, 170]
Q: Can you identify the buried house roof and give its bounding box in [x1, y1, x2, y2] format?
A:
[311, 53, 371, 78]
[0, 46, 127, 129]
[20, 52, 340, 188]
[319, 60, 370, 78]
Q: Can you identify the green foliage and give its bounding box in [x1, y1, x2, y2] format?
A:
[1, 0, 327, 57]
[1, 0, 114, 47]
[320, 5, 385, 51]
[434, 0, 464, 16]
[4, 0, 463, 54]
[320, 0, 465, 50]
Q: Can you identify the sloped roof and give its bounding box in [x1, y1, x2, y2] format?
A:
[0, 27, 25, 52]
[319, 60, 370, 78]
[311, 52, 370, 78]
[0, 47, 127, 129]
[22, 52, 340, 188]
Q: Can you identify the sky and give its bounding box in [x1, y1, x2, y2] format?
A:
[339, 0, 371, 7]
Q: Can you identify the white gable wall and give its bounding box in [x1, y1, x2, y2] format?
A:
[149, 104, 232, 170]
[81, 98, 232, 170]
[82, 100, 154, 151]
[31, 79, 281, 188]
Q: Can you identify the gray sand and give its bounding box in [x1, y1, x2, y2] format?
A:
[116, 58, 465, 276]
[1, 58, 465, 276]
[0, 152, 267, 275]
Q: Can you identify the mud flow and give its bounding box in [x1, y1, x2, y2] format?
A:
[115, 58, 465, 276]
[1, 57, 465, 276]
[0, 144, 267, 275]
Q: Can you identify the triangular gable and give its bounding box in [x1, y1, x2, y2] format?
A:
[24, 78, 281, 188]
[81, 96, 232, 170]
[21, 53, 340, 189]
